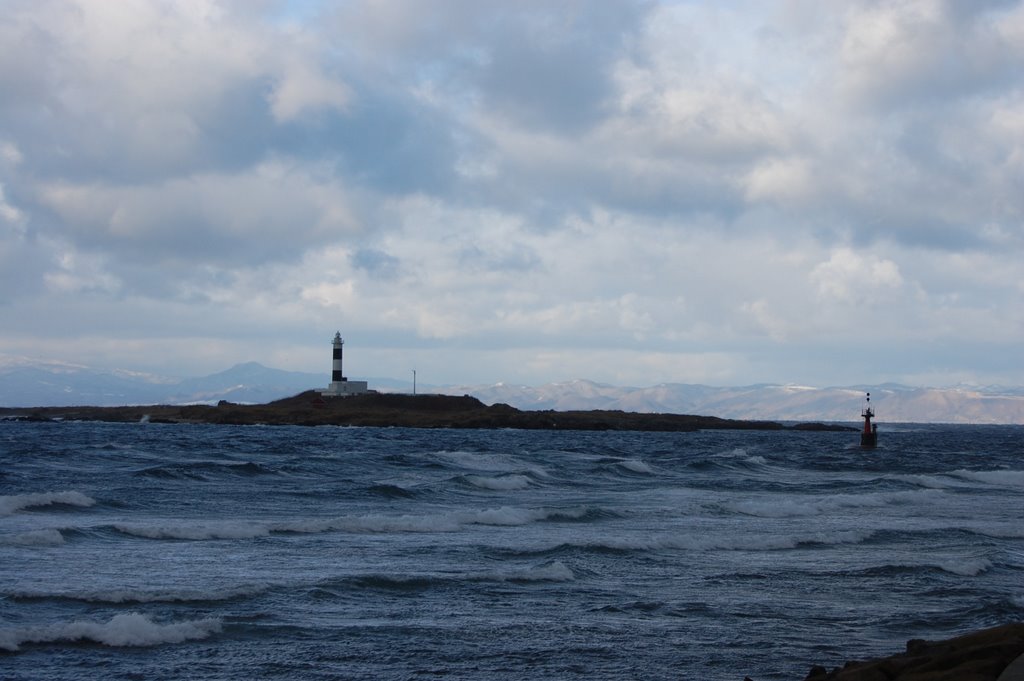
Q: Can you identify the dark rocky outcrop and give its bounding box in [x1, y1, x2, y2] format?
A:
[0, 390, 857, 432]
[801, 623, 1024, 681]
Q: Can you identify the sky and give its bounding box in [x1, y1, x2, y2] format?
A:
[1, 0, 1023, 389]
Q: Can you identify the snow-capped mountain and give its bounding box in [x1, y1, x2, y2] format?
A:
[0, 356, 324, 407]
[438, 379, 1024, 424]
[3, 355, 1023, 423]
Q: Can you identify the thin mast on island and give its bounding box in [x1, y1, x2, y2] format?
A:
[860, 392, 878, 448]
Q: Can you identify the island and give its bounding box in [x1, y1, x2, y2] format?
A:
[0, 390, 854, 432]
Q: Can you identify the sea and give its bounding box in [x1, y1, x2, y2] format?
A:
[1, 420, 1022, 680]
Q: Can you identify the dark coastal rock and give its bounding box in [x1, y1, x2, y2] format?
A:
[791, 422, 859, 432]
[800, 623, 1024, 681]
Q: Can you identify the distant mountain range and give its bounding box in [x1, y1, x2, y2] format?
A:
[2, 355, 1023, 424]
[456, 379, 1024, 425]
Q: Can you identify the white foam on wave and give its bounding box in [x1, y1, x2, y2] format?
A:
[571, 528, 874, 553]
[963, 524, 1024, 539]
[478, 561, 575, 582]
[950, 469, 1024, 487]
[935, 557, 992, 577]
[112, 515, 459, 539]
[325, 514, 463, 533]
[878, 557, 993, 577]
[0, 491, 96, 516]
[114, 521, 270, 540]
[889, 473, 955, 489]
[11, 583, 269, 604]
[0, 529, 65, 547]
[464, 474, 532, 490]
[0, 612, 222, 652]
[435, 450, 520, 472]
[726, 490, 939, 518]
[111, 504, 590, 541]
[616, 459, 654, 474]
[461, 506, 551, 526]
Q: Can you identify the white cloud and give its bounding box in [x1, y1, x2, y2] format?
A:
[268, 50, 352, 122]
[36, 160, 357, 271]
[0, 0, 1023, 389]
[810, 248, 904, 304]
[743, 157, 814, 204]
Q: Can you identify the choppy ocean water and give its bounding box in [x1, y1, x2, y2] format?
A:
[1, 420, 1022, 680]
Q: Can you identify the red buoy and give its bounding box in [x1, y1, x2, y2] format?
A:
[860, 392, 877, 448]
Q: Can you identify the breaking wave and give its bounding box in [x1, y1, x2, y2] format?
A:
[950, 469, 1024, 487]
[462, 474, 533, 490]
[724, 490, 940, 518]
[0, 612, 221, 652]
[615, 459, 654, 474]
[110, 506, 603, 541]
[340, 561, 575, 591]
[0, 529, 65, 547]
[506, 529, 876, 556]
[0, 491, 96, 516]
[8, 584, 269, 605]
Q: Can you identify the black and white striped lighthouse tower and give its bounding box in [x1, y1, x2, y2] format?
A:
[321, 331, 369, 396]
[331, 331, 346, 383]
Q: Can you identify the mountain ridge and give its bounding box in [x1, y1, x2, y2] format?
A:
[2, 355, 1023, 423]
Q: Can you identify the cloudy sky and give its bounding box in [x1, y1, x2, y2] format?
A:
[1, 0, 1022, 389]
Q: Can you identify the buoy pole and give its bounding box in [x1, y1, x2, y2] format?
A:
[860, 392, 877, 448]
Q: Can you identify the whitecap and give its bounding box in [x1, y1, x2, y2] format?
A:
[113, 521, 270, 541]
[616, 459, 653, 474]
[889, 473, 955, 489]
[572, 528, 874, 553]
[0, 491, 96, 516]
[0, 529, 65, 547]
[950, 469, 1024, 487]
[463, 506, 550, 526]
[11, 584, 269, 604]
[490, 561, 575, 582]
[325, 514, 462, 534]
[435, 450, 519, 472]
[935, 557, 992, 577]
[0, 612, 222, 652]
[725, 490, 939, 518]
[464, 474, 532, 490]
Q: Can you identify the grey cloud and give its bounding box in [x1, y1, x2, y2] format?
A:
[836, 0, 1024, 111]
[328, 0, 649, 133]
[29, 165, 356, 279]
[314, 85, 460, 194]
[457, 242, 541, 273]
[473, 3, 646, 132]
[351, 248, 402, 279]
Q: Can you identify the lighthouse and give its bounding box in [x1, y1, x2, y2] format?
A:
[331, 332, 346, 383]
[860, 392, 878, 448]
[321, 331, 369, 397]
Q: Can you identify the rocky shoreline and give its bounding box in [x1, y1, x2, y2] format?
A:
[777, 623, 1024, 681]
[0, 390, 857, 432]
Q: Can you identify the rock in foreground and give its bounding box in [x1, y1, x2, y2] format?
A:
[800, 622, 1024, 681]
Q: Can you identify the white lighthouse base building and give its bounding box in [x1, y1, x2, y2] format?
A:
[322, 379, 369, 397]
[320, 331, 370, 397]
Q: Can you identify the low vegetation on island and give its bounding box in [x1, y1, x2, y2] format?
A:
[1, 390, 855, 432]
